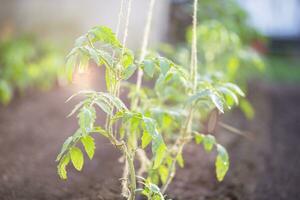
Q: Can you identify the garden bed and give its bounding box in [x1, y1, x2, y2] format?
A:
[0, 79, 299, 200]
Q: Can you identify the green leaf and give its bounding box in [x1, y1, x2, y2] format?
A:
[141, 117, 166, 168]
[142, 117, 156, 136]
[97, 49, 113, 67]
[142, 131, 152, 149]
[66, 46, 80, 59]
[203, 135, 216, 152]
[65, 55, 76, 81]
[56, 136, 73, 161]
[67, 101, 85, 117]
[94, 97, 113, 115]
[153, 141, 166, 169]
[77, 106, 96, 133]
[75, 35, 88, 47]
[194, 133, 204, 144]
[101, 93, 128, 111]
[176, 151, 184, 168]
[92, 126, 109, 138]
[77, 53, 90, 73]
[159, 58, 170, 75]
[88, 26, 122, 48]
[219, 87, 239, 105]
[143, 59, 155, 78]
[65, 90, 95, 103]
[121, 50, 134, 67]
[85, 46, 100, 64]
[123, 64, 137, 80]
[224, 83, 245, 97]
[158, 165, 169, 184]
[215, 144, 229, 181]
[81, 135, 96, 160]
[57, 154, 70, 180]
[148, 183, 161, 194]
[72, 129, 83, 141]
[240, 99, 254, 119]
[70, 147, 84, 171]
[187, 89, 210, 104]
[210, 92, 224, 113]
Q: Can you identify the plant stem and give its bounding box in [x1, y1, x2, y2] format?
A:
[127, 153, 137, 200]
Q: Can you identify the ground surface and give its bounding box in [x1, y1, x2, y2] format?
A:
[0, 80, 299, 200]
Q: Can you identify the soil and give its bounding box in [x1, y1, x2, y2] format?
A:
[0, 75, 299, 200]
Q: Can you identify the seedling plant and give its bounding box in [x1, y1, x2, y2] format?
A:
[0, 35, 65, 104]
[56, 0, 245, 199]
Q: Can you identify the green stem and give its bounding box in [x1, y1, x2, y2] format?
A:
[127, 154, 137, 200]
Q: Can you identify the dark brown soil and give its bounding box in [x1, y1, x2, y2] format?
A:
[0, 77, 299, 200]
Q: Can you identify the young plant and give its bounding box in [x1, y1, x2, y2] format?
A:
[126, 1, 245, 194]
[56, 0, 246, 199]
[0, 35, 65, 104]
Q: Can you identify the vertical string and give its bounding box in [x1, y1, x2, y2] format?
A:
[121, 0, 133, 55]
[133, 0, 156, 108]
[114, 0, 133, 133]
[115, 1, 134, 198]
[116, 0, 126, 39]
[191, 0, 198, 92]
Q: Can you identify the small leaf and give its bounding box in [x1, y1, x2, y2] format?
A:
[215, 144, 229, 181]
[56, 136, 73, 161]
[85, 46, 100, 64]
[70, 147, 84, 171]
[65, 90, 95, 103]
[97, 49, 113, 67]
[224, 83, 245, 97]
[92, 126, 109, 138]
[153, 141, 166, 169]
[65, 55, 76, 81]
[187, 89, 210, 104]
[149, 183, 161, 194]
[142, 117, 156, 136]
[75, 35, 88, 47]
[94, 98, 113, 115]
[210, 92, 224, 113]
[123, 64, 137, 80]
[57, 154, 70, 180]
[240, 99, 254, 119]
[158, 165, 169, 184]
[141, 131, 152, 149]
[67, 101, 85, 117]
[88, 26, 122, 48]
[203, 135, 216, 152]
[194, 133, 204, 144]
[77, 106, 96, 133]
[72, 129, 83, 141]
[101, 93, 128, 111]
[219, 86, 239, 105]
[159, 58, 170, 75]
[176, 151, 184, 168]
[121, 50, 134, 67]
[81, 135, 95, 159]
[143, 59, 155, 78]
[142, 117, 167, 168]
